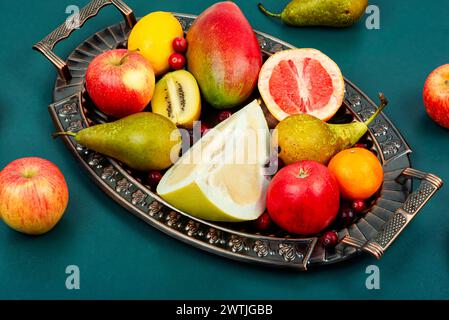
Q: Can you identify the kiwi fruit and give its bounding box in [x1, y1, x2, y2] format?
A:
[151, 70, 201, 128]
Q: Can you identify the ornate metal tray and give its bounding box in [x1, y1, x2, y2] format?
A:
[34, 0, 443, 270]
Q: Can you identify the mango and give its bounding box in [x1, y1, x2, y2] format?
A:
[186, 2, 262, 109]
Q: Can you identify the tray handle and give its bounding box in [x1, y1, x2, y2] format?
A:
[33, 0, 136, 82]
[341, 168, 443, 259]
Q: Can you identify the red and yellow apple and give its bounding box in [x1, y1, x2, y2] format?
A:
[86, 49, 155, 118]
[266, 160, 340, 235]
[423, 63, 449, 128]
[0, 157, 69, 235]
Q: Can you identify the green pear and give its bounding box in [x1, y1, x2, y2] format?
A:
[258, 0, 368, 27]
[54, 112, 182, 171]
[274, 94, 387, 165]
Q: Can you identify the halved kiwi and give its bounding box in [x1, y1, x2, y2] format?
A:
[151, 70, 201, 128]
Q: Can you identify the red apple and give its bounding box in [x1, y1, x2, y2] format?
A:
[86, 49, 155, 118]
[266, 161, 340, 235]
[0, 157, 69, 235]
[423, 63, 449, 128]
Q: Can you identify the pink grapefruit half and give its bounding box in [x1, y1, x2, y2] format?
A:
[258, 48, 345, 121]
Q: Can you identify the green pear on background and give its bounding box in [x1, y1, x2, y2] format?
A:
[259, 0, 368, 27]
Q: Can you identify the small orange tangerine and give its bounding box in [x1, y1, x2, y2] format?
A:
[328, 148, 383, 200]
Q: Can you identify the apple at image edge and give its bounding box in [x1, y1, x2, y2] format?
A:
[0, 157, 69, 235]
[423, 63, 449, 129]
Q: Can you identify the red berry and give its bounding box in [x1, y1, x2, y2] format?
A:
[168, 53, 186, 70]
[172, 37, 187, 53]
[354, 143, 367, 149]
[200, 122, 210, 136]
[320, 231, 339, 248]
[253, 212, 272, 231]
[352, 199, 367, 214]
[218, 111, 232, 122]
[148, 170, 163, 189]
[339, 205, 356, 226]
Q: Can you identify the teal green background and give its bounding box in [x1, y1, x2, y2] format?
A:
[1, 0, 448, 299]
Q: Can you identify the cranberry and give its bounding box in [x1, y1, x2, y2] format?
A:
[172, 37, 187, 53]
[168, 53, 186, 70]
[253, 212, 272, 231]
[148, 170, 163, 189]
[217, 111, 232, 122]
[339, 205, 356, 226]
[320, 231, 339, 248]
[352, 199, 367, 214]
[200, 122, 210, 136]
[354, 143, 367, 149]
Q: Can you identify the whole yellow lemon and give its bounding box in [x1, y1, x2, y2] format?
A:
[128, 12, 183, 76]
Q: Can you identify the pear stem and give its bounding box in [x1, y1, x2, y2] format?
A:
[52, 131, 77, 139]
[258, 3, 282, 19]
[364, 93, 389, 126]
